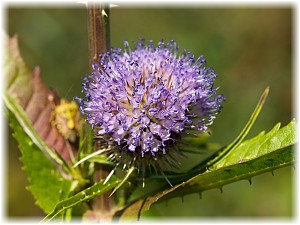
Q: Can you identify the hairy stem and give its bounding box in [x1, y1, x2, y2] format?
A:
[87, 2, 110, 65]
[87, 2, 113, 218]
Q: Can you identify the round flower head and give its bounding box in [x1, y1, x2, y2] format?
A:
[78, 39, 224, 178]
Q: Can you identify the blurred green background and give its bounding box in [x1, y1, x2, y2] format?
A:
[6, 3, 294, 219]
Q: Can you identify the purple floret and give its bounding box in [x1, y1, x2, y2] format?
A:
[78, 39, 224, 163]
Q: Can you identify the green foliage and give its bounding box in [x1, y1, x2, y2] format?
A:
[116, 118, 296, 220]
[41, 176, 120, 222]
[7, 8, 293, 218]
[212, 119, 296, 169]
[4, 29, 295, 221]
[203, 87, 270, 170]
[115, 87, 271, 206]
[78, 154, 114, 166]
[6, 96, 76, 214]
[163, 120, 295, 201]
[4, 94, 72, 172]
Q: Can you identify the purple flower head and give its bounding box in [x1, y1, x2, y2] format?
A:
[78, 39, 225, 173]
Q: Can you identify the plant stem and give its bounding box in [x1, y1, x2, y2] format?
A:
[87, 2, 113, 219]
[87, 2, 110, 65]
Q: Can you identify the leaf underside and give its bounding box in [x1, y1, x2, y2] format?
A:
[4, 34, 76, 162]
[4, 34, 81, 215]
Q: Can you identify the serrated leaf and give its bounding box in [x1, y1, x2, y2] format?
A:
[119, 144, 294, 220]
[211, 119, 296, 169]
[160, 119, 296, 200]
[42, 176, 120, 223]
[116, 116, 296, 220]
[4, 34, 76, 162]
[120, 87, 272, 205]
[7, 99, 76, 214]
[4, 94, 67, 169]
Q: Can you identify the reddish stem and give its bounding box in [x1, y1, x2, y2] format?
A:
[87, 2, 110, 65]
[87, 2, 113, 219]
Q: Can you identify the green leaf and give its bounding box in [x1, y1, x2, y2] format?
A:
[4, 94, 68, 169]
[211, 119, 296, 169]
[110, 167, 135, 197]
[6, 96, 76, 214]
[73, 149, 111, 168]
[121, 87, 272, 205]
[119, 144, 294, 220]
[158, 119, 296, 201]
[116, 93, 296, 221]
[41, 176, 120, 223]
[85, 155, 115, 166]
[204, 86, 270, 169]
[117, 118, 295, 220]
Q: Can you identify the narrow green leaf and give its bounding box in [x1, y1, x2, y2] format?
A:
[41, 176, 120, 223]
[110, 167, 135, 197]
[85, 155, 115, 166]
[73, 149, 109, 168]
[6, 99, 76, 214]
[205, 86, 270, 168]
